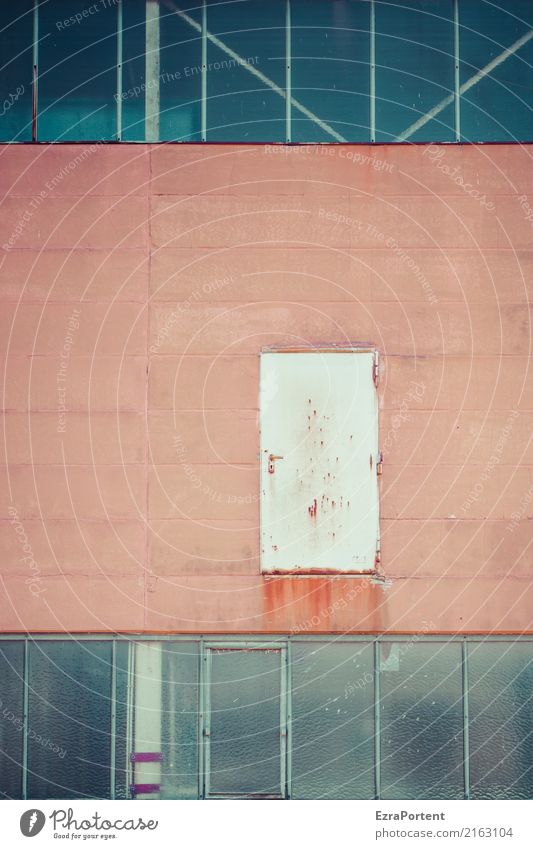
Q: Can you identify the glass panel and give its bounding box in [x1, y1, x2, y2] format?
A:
[375, 0, 455, 142]
[459, 0, 533, 142]
[291, 641, 374, 799]
[121, 0, 146, 141]
[160, 641, 199, 799]
[28, 641, 112, 799]
[291, 0, 370, 142]
[0, 1, 33, 141]
[469, 641, 533, 799]
[159, 1, 202, 141]
[206, 0, 286, 141]
[0, 642, 24, 799]
[209, 648, 282, 796]
[38, 0, 117, 141]
[113, 641, 130, 799]
[380, 640, 464, 799]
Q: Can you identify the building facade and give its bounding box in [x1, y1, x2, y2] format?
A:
[0, 0, 532, 800]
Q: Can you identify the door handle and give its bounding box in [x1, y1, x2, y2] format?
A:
[268, 454, 284, 474]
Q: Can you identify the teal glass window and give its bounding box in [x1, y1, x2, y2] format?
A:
[0, 1, 33, 142]
[380, 641, 464, 799]
[121, 0, 147, 141]
[291, 0, 371, 142]
[27, 641, 112, 799]
[375, 0, 455, 142]
[205, 0, 286, 141]
[469, 641, 533, 799]
[159, 1, 202, 141]
[459, 0, 533, 141]
[37, 0, 117, 140]
[0, 642, 24, 798]
[291, 641, 375, 799]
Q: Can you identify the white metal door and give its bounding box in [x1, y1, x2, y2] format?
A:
[260, 350, 380, 572]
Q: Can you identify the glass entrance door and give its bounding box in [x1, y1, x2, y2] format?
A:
[204, 645, 287, 798]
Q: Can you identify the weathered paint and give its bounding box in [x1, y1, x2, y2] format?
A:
[0, 142, 532, 634]
[260, 351, 379, 572]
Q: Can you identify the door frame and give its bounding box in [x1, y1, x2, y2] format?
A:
[200, 642, 290, 799]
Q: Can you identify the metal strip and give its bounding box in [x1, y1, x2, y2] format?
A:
[125, 641, 134, 799]
[116, 0, 123, 140]
[279, 647, 288, 797]
[21, 639, 29, 800]
[462, 638, 471, 799]
[201, 0, 207, 140]
[203, 648, 212, 797]
[0, 633, 531, 642]
[374, 639, 381, 800]
[110, 640, 117, 799]
[203, 641, 287, 650]
[32, 0, 39, 141]
[453, 0, 460, 142]
[145, 0, 160, 142]
[285, 0, 291, 142]
[286, 640, 292, 798]
[369, 0, 376, 142]
[197, 638, 204, 799]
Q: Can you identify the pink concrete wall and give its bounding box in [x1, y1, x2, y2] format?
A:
[1, 142, 532, 633]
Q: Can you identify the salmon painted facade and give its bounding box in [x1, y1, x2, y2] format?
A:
[1, 142, 532, 636]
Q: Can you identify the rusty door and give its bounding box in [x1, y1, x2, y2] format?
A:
[260, 350, 380, 572]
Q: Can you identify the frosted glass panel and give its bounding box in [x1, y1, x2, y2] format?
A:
[469, 641, 533, 799]
[208, 648, 282, 796]
[0, 642, 24, 798]
[160, 642, 199, 799]
[28, 641, 112, 799]
[380, 641, 464, 799]
[291, 641, 375, 799]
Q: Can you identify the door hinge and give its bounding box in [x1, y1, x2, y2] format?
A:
[374, 548, 381, 567]
[376, 451, 383, 475]
[372, 352, 379, 388]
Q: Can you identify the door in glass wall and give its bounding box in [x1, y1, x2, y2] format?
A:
[204, 646, 287, 798]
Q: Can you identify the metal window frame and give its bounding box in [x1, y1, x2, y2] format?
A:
[201, 641, 288, 799]
[2, 633, 533, 800]
[14, 0, 533, 145]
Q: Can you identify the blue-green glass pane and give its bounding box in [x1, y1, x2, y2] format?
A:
[113, 641, 130, 799]
[0, 1, 33, 141]
[380, 641, 464, 799]
[291, 0, 370, 142]
[375, 0, 455, 142]
[160, 642, 199, 799]
[159, 1, 202, 141]
[459, 0, 533, 141]
[209, 648, 282, 796]
[206, 0, 286, 141]
[469, 641, 533, 799]
[291, 641, 375, 799]
[0, 642, 24, 799]
[28, 641, 112, 799]
[38, 0, 117, 141]
[121, 0, 146, 141]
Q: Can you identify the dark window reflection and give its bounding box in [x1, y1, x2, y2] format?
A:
[459, 0, 533, 141]
[206, 0, 286, 141]
[38, 0, 117, 141]
[375, 0, 455, 142]
[291, 0, 371, 142]
[0, 1, 34, 142]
